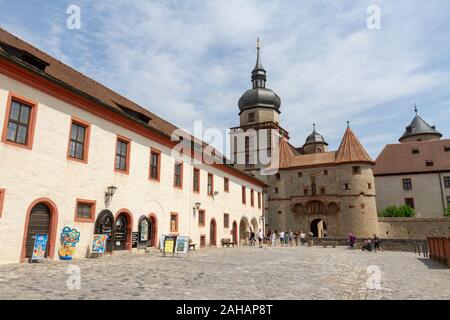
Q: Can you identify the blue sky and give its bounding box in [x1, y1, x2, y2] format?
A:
[1, 0, 449, 158]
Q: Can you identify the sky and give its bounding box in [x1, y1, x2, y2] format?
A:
[0, 0, 449, 158]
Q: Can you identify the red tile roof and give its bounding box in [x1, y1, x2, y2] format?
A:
[277, 127, 374, 169]
[374, 139, 450, 175]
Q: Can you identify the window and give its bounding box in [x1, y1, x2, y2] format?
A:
[275, 187, 279, 194]
[67, 118, 90, 163]
[224, 177, 229, 193]
[248, 112, 256, 122]
[224, 213, 230, 228]
[115, 136, 130, 173]
[402, 178, 412, 190]
[323, 170, 328, 176]
[444, 177, 450, 188]
[320, 187, 326, 195]
[207, 173, 214, 196]
[170, 213, 178, 233]
[0, 189, 5, 218]
[75, 199, 96, 223]
[193, 168, 200, 192]
[1, 94, 37, 149]
[352, 166, 361, 175]
[250, 189, 255, 207]
[258, 192, 262, 209]
[344, 184, 350, 190]
[149, 149, 161, 181]
[412, 148, 420, 154]
[275, 173, 281, 180]
[245, 136, 250, 165]
[447, 197, 450, 208]
[242, 186, 246, 204]
[198, 210, 205, 227]
[426, 160, 434, 167]
[298, 172, 303, 177]
[444, 146, 450, 152]
[405, 198, 415, 209]
[174, 162, 183, 188]
[312, 183, 317, 196]
[368, 183, 372, 190]
[303, 188, 308, 195]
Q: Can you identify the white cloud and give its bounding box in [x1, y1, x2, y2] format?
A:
[1, 0, 449, 158]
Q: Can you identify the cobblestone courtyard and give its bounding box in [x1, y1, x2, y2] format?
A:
[0, 246, 449, 300]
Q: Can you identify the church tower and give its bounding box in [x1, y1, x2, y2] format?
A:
[231, 39, 289, 172]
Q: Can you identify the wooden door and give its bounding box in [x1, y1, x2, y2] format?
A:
[25, 203, 50, 258]
[210, 219, 216, 246]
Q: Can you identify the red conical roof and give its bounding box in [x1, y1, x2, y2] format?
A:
[335, 128, 374, 164]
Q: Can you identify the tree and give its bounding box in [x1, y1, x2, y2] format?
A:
[379, 205, 415, 217]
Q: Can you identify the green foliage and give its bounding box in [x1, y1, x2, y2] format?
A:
[444, 207, 450, 217]
[379, 205, 416, 217]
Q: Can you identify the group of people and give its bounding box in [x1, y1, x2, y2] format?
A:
[347, 232, 383, 252]
[262, 230, 309, 247]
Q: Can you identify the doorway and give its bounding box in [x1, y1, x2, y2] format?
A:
[114, 212, 131, 250]
[310, 219, 327, 238]
[148, 214, 158, 247]
[95, 210, 114, 253]
[21, 199, 58, 262]
[210, 219, 217, 246]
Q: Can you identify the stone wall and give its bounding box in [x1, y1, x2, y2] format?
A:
[378, 217, 450, 239]
[311, 237, 428, 252]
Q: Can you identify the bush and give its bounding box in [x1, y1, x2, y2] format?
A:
[444, 207, 450, 217]
[379, 205, 415, 217]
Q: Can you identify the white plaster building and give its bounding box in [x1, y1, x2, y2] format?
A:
[0, 28, 265, 264]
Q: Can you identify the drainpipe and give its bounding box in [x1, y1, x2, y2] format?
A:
[439, 172, 446, 214]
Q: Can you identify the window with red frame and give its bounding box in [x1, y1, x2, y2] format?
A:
[198, 209, 205, 227]
[250, 189, 254, 207]
[174, 162, 183, 188]
[207, 173, 214, 196]
[193, 168, 200, 192]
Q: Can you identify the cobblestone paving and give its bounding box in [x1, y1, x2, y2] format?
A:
[0, 246, 449, 300]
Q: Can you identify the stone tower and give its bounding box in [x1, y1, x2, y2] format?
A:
[334, 126, 379, 237]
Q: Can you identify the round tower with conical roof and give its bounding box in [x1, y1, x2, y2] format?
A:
[335, 124, 379, 237]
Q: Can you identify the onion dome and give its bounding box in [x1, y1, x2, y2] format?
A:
[304, 124, 328, 146]
[238, 38, 281, 114]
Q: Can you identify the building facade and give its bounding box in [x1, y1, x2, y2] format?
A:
[0, 28, 264, 265]
[374, 110, 450, 217]
[230, 42, 379, 238]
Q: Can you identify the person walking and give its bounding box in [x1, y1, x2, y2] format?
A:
[279, 231, 285, 247]
[300, 231, 306, 245]
[258, 229, 263, 248]
[348, 232, 357, 250]
[271, 230, 277, 247]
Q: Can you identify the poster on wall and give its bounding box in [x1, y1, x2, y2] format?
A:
[91, 234, 107, 255]
[175, 236, 190, 255]
[59, 227, 80, 261]
[163, 235, 177, 256]
[31, 234, 48, 262]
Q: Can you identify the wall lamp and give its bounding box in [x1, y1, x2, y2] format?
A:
[105, 185, 117, 204]
[193, 202, 201, 217]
